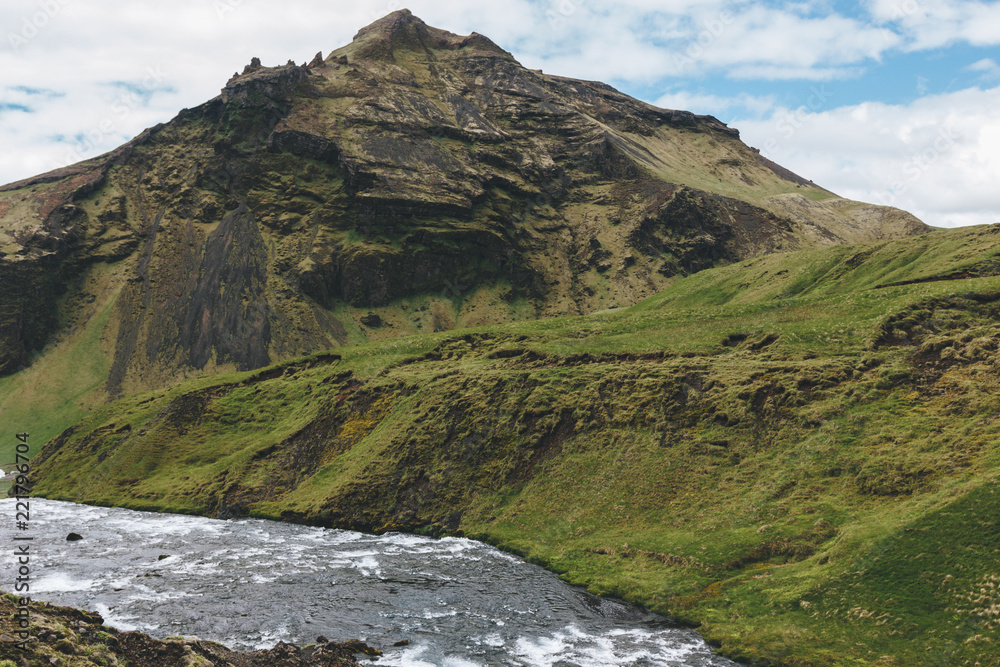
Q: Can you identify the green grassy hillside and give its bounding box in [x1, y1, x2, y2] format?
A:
[27, 224, 1000, 665]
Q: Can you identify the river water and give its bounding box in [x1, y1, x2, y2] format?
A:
[0, 499, 737, 666]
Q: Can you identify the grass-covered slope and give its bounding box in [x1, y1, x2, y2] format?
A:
[29, 224, 1000, 666]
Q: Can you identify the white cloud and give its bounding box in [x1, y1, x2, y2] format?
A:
[0, 0, 368, 183]
[866, 0, 1000, 50]
[697, 6, 896, 68]
[515, 1, 900, 82]
[967, 57, 1000, 81]
[734, 85, 1000, 227]
[968, 57, 999, 71]
[652, 90, 777, 118]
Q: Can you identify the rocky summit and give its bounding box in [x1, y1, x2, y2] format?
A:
[0, 9, 927, 401]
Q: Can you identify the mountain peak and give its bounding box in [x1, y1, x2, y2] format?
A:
[352, 8, 424, 42]
[347, 8, 436, 59]
[343, 10, 510, 61]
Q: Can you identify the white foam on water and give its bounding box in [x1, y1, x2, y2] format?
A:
[384, 644, 438, 667]
[334, 549, 380, 559]
[173, 559, 223, 576]
[123, 589, 200, 605]
[244, 526, 275, 540]
[32, 572, 98, 593]
[514, 633, 569, 662]
[6, 498, 100, 523]
[373, 643, 484, 667]
[222, 546, 270, 560]
[104, 575, 141, 591]
[246, 625, 293, 650]
[92, 603, 155, 633]
[319, 530, 364, 546]
[433, 553, 482, 563]
[442, 656, 483, 667]
[102, 513, 226, 539]
[437, 537, 479, 554]
[379, 532, 435, 548]
[510, 624, 712, 666]
[475, 632, 505, 647]
[296, 523, 329, 537]
[353, 555, 381, 576]
[480, 549, 522, 564]
[270, 548, 309, 563]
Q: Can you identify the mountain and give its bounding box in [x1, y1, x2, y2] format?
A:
[10, 11, 987, 665]
[28, 223, 1000, 666]
[0, 9, 928, 411]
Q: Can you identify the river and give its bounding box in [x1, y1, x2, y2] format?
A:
[0, 499, 737, 666]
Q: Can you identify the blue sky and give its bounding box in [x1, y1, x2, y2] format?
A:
[1, 0, 998, 227]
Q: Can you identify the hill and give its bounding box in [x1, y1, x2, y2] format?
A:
[27, 223, 1000, 666]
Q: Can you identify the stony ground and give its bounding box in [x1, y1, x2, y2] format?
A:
[0, 595, 375, 667]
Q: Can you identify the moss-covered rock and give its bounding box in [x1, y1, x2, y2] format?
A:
[0, 594, 368, 666]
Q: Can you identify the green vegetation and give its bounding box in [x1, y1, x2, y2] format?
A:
[639, 126, 830, 206]
[0, 267, 118, 465]
[25, 225, 1000, 665]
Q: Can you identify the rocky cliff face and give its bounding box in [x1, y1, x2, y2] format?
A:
[0, 9, 929, 397]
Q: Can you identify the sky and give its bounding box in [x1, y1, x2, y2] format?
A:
[1, 0, 998, 228]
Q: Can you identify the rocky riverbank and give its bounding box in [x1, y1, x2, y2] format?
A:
[0, 594, 376, 667]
